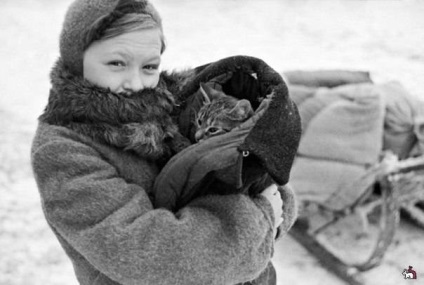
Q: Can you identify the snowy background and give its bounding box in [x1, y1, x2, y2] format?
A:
[1, 0, 424, 284]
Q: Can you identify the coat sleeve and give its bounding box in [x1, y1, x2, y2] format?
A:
[31, 129, 275, 285]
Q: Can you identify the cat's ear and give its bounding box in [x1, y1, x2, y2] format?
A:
[228, 99, 254, 119]
[199, 83, 225, 103]
[199, 83, 211, 104]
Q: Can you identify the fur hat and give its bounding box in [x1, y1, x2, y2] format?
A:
[60, 0, 163, 76]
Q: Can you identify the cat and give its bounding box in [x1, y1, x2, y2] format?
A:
[193, 83, 273, 196]
[194, 83, 254, 142]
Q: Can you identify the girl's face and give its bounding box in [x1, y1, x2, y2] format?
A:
[83, 28, 162, 93]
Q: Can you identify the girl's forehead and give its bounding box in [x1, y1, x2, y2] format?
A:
[90, 28, 162, 57]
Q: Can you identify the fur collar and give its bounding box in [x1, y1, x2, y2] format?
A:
[40, 59, 184, 161]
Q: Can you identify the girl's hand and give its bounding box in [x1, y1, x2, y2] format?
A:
[260, 184, 284, 235]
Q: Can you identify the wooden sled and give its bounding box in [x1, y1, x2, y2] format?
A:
[289, 153, 424, 285]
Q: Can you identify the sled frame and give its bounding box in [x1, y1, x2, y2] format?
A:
[290, 154, 424, 284]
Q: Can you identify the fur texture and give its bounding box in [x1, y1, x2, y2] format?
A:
[194, 83, 254, 141]
[40, 59, 182, 160]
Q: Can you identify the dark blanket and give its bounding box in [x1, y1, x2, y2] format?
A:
[153, 56, 302, 212]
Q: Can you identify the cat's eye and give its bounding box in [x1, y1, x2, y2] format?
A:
[197, 119, 202, 126]
[208, 127, 219, 134]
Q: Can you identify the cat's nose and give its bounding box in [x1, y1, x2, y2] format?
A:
[194, 130, 204, 142]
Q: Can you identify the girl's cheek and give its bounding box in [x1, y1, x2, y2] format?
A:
[142, 76, 159, 89]
[150, 74, 160, 88]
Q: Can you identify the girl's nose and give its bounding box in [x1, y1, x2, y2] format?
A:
[123, 70, 144, 92]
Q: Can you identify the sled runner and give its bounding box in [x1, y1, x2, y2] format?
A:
[291, 153, 424, 284]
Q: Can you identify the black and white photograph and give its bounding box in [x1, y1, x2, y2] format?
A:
[1, 0, 423, 284]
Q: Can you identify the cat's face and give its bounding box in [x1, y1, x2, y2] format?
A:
[194, 83, 253, 142]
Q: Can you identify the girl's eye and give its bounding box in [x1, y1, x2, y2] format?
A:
[144, 64, 159, 71]
[108, 60, 125, 67]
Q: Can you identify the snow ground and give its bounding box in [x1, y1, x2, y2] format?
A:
[1, 0, 424, 284]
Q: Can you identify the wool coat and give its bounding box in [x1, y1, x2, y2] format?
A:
[32, 57, 300, 285]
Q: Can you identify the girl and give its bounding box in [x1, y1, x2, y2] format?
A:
[31, 0, 292, 284]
